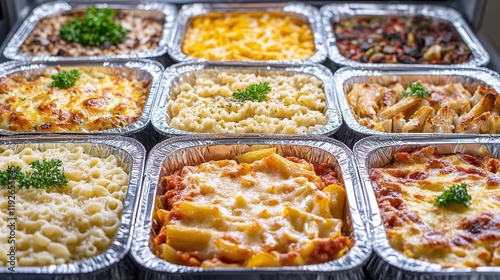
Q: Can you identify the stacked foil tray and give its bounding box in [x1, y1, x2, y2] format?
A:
[0, 1, 498, 279]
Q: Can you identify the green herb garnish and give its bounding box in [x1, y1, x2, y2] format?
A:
[52, 69, 81, 89]
[434, 183, 471, 207]
[232, 82, 272, 102]
[0, 159, 68, 190]
[59, 6, 129, 47]
[400, 82, 431, 98]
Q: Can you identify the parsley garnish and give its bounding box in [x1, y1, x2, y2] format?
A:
[0, 159, 68, 190]
[59, 6, 129, 47]
[52, 69, 81, 89]
[434, 183, 471, 207]
[232, 82, 271, 102]
[400, 82, 431, 98]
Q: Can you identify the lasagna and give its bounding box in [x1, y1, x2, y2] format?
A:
[347, 81, 500, 134]
[181, 12, 315, 61]
[333, 16, 471, 64]
[19, 8, 164, 57]
[370, 146, 500, 267]
[153, 148, 351, 267]
[0, 67, 150, 132]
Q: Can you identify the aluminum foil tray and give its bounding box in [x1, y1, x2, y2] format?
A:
[354, 136, 500, 279]
[0, 59, 163, 137]
[3, 1, 176, 64]
[131, 135, 371, 280]
[0, 135, 146, 280]
[320, 3, 490, 68]
[168, 2, 327, 64]
[152, 62, 341, 137]
[333, 67, 500, 147]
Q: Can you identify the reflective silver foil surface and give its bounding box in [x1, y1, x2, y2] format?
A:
[321, 3, 490, 68]
[333, 67, 500, 147]
[131, 135, 371, 280]
[152, 62, 341, 137]
[0, 59, 163, 136]
[354, 136, 500, 279]
[168, 2, 327, 64]
[0, 135, 146, 279]
[3, 1, 176, 63]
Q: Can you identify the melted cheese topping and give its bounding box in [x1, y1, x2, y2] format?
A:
[0, 67, 150, 132]
[154, 153, 351, 267]
[181, 12, 315, 61]
[370, 146, 500, 267]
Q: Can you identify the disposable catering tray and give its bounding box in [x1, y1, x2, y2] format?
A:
[3, 1, 176, 65]
[354, 136, 500, 279]
[152, 62, 341, 137]
[131, 135, 371, 280]
[320, 3, 490, 68]
[168, 2, 327, 64]
[0, 59, 163, 150]
[332, 67, 500, 147]
[0, 135, 145, 280]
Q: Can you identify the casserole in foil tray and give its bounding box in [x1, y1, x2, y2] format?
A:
[131, 135, 371, 279]
[152, 62, 341, 137]
[0, 135, 145, 280]
[321, 3, 489, 68]
[333, 67, 500, 147]
[354, 136, 500, 279]
[0, 59, 162, 137]
[3, 1, 176, 63]
[169, 2, 327, 64]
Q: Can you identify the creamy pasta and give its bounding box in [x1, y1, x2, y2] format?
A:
[0, 145, 129, 266]
[181, 12, 315, 61]
[167, 71, 327, 134]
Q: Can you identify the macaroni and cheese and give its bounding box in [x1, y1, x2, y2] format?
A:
[370, 146, 500, 267]
[181, 12, 315, 60]
[0, 67, 150, 132]
[153, 148, 351, 267]
[0, 145, 130, 266]
[167, 70, 327, 134]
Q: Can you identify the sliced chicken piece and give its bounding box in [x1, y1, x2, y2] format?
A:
[373, 119, 392, 132]
[433, 105, 457, 133]
[402, 106, 434, 133]
[392, 112, 406, 133]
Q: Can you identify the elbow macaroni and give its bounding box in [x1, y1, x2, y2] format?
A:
[0, 145, 129, 266]
[181, 12, 315, 60]
[167, 71, 327, 134]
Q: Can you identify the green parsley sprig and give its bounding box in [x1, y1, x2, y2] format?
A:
[232, 82, 272, 102]
[59, 6, 129, 47]
[434, 183, 471, 207]
[52, 69, 81, 89]
[400, 82, 431, 98]
[0, 159, 68, 190]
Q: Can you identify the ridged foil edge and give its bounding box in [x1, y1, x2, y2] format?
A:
[353, 135, 500, 279]
[0, 59, 164, 136]
[151, 62, 341, 137]
[168, 2, 327, 64]
[320, 3, 490, 68]
[131, 135, 371, 278]
[0, 134, 146, 277]
[3, 1, 177, 61]
[333, 66, 500, 147]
